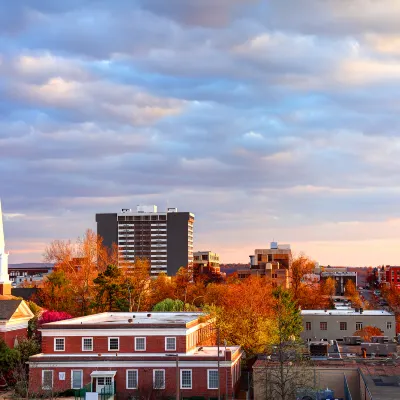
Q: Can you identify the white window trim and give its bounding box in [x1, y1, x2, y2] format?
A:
[42, 370, 53, 390]
[207, 369, 219, 390]
[180, 369, 192, 390]
[153, 369, 165, 389]
[54, 337, 65, 352]
[108, 337, 119, 351]
[82, 337, 93, 352]
[71, 370, 83, 389]
[135, 337, 146, 351]
[165, 337, 176, 351]
[126, 369, 138, 389]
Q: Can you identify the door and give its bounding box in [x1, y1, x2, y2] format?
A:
[95, 377, 112, 393]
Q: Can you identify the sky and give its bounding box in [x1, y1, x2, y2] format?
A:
[2, 0, 400, 266]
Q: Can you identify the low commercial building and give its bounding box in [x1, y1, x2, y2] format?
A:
[320, 271, 357, 296]
[301, 309, 396, 342]
[29, 312, 242, 399]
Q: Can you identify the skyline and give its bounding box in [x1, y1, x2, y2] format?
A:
[2, 1, 400, 266]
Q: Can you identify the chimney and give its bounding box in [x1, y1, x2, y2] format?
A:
[360, 308, 363, 314]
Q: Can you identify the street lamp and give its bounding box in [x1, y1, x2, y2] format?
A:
[166, 353, 179, 400]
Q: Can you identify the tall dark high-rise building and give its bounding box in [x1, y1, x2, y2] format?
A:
[96, 205, 194, 276]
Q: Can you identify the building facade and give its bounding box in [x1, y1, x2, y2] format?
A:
[385, 266, 400, 288]
[29, 312, 242, 399]
[301, 309, 396, 342]
[320, 272, 357, 296]
[238, 242, 292, 288]
[96, 205, 194, 276]
[193, 251, 223, 280]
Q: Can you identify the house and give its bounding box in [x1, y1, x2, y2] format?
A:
[0, 298, 34, 347]
[29, 312, 243, 399]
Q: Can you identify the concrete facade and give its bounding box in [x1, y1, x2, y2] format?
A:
[301, 309, 396, 342]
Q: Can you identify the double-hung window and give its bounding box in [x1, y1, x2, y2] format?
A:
[71, 370, 83, 389]
[387, 321, 392, 330]
[208, 369, 219, 390]
[180, 369, 192, 389]
[305, 322, 311, 331]
[135, 337, 146, 351]
[356, 322, 363, 331]
[153, 370, 165, 389]
[54, 338, 65, 351]
[126, 370, 138, 389]
[165, 337, 176, 351]
[108, 337, 119, 351]
[340, 322, 347, 331]
[82, 337, 93, 351]
[320, 322, 327, 331]
[42, 370, 53, 390]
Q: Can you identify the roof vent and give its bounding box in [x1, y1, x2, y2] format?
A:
[147, 313, 152, 317]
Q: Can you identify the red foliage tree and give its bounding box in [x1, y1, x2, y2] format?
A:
[38, 310, 73, 326]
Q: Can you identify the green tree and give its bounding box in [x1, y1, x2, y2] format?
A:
[152, 298, 197, 312]
[92, 265, 127, 312]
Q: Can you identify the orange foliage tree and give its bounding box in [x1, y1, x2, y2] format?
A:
[354, 326, 383, 342]
[290, 254, 316, 301]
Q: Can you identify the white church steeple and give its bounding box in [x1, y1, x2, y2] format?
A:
[0, 199, 11, 290]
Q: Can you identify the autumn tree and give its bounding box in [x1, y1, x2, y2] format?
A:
[41, 229, 118, 316]
[290, 254, 316, 301]
[354, 326, 383, 342]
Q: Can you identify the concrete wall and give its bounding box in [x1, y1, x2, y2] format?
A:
[301, 314, 396, 341]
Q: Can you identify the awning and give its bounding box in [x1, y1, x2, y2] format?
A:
[90, 371, 117, 378]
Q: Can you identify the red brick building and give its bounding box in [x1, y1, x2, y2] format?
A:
[29, 312, 243, 399]
[0, 298, 34, 347]
[385, 266, 400, 288]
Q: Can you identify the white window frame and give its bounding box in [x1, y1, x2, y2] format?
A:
[71, 370, 83, 389]
[82, 337, 93, 352]
[207, 369, 219, 390]
[387, 321, 392, 330]
[135, 337, 146, 351]
[153, 369, 165, 389]
[356, 322, 363, 331]
[54, 337, 65, 352]
[42, 370, 54, 390]
[180, 369, 192, 389]
[108, 337, 119, 351]
[165, 337, 176, 351]
[126, 369, 138, 389]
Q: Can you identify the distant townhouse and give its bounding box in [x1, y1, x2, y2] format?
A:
[385, 266, 400, 288]
[29, 312, 242, 399]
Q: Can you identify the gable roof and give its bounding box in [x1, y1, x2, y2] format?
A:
[0, 300, 23, 320]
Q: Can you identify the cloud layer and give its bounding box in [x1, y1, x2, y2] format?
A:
[2, 0, 400, 266]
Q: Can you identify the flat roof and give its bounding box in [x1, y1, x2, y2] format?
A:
[301, 309, 394, 316]
[42, 312, 206, 327]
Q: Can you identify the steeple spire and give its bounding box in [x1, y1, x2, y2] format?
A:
[0, 199, 5, 253]
[0, 199, 11, 291]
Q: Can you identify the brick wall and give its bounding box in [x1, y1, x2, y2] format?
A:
[0, 327, 28, 348]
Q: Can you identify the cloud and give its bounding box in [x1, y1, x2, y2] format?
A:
[2, 0, 400, 266]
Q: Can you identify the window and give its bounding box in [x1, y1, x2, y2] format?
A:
[180, 370, 192, 389]
[320, 322, 327, 331]
[54, 338, 65, 351]
[306, 322, 311, 331]
[356, 322, 363, 331]
[82, 337, 93, 351]
[135, 337, 146, 351]
[165, 337, 176, 351]
[126, 370, 138, 389]
[71, 370, 83, 389]
[108, 337, 119, 351]
[42, 370, 53, 390]
[387, 322, 392, 330]
[208, 370, 219, 390]
[153, 370, 165, 389]
[340, 322, 347, 331]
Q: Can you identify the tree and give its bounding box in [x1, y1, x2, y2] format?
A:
[152, 298, 198, 312]
[38, 310, 73, 325]
[354, 326, 383, 342]
[290, 254, 315, 301]
[256, 288, 314, 400]
[344, 280, 357, 297]
[41, 229, 118, 316]
[321, 277, 336, 299]
[92, 265, 127, 312]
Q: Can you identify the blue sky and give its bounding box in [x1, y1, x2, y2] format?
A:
[2, 0, 400, 266]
